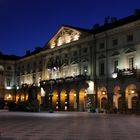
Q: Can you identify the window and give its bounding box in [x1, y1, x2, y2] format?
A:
[112, 39, 118, 46]
[127, 34, 133, 42]
[128, 57, 134, 70]
[113, 60, 118, 72]
[99, 43, 105, 49]
[7, 79, 11, 86]
[73, 51, 77, 56]
[64, 53, 68, 58]
[83, 66, 88, 75]
[83, 48, 88, 53]
[7, 66, 12, 70]
[99, 62, 105, 76]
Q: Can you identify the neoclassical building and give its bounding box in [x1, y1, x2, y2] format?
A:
[1, 10, 140, 111]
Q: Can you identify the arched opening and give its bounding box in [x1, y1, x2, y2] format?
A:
[118, 96, 122, 110]
[131, 96, 138, 110]
[101, 97, 107, 109]
[52, 90, 58, 111]
[60, 90, 67, 111]
[69, 89, 76, 111]
[79, 88, 86, 111]
[98, 87, 107, 109]
[125, 84, 137, 109]
[113, 86, 121, 109]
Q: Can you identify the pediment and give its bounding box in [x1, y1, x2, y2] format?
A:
[125, 48, 136, 54]
[48, 26, 82, 49]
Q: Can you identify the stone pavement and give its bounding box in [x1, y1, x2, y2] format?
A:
[0, 111, 140, 140]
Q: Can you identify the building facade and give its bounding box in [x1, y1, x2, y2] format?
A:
[1, 10, 140, 112]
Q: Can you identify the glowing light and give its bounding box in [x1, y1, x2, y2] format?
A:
[41, 88, 45, 97]
[6, 86, 12, 90]
[74, 94, 76, 97]
[65, 106, 67, 110]
[6, 94, 12, 100]
[102, 91, 106, 95]
[131, 90, 135, 94]
[112, 73, 117, 78]
[73, 34, 79, 41]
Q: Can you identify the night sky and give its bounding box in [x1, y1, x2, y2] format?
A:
[0, 0, 140, 56]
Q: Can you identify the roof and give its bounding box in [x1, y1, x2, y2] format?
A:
[92, 14, 140, 33]
[0, 54, 21, 61]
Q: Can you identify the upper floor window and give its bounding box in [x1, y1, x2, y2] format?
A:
[113, 60, 118, 72]
[7, 78, 11, 87]
[99, 43, 105, 49]
[7, 66, 12, 70]
[73, 51, 78, 57]
[83, 47, 88, 53]
[83, 66, 88, 75]
[64, 53, 68, 58]
[127, 34, 133, 42]
[112, 39, 118, 46]
[128, 57, 134, 70]
[99, 62, 105, 76]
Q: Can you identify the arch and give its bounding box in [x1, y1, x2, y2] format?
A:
[60, 89, 67, 111]
[114, 86, 121, 95]
[52, 90, 59, 111]
[69, 89, 76, 111]
[118, 96, 122, 110]
[98, 86, 107, 109]
[125, 84, 138, 109]
[101, 97, 107, 109]
[125, 84, 137, 97]
[79, 88, 86, 111]
[131, 96, 138, 110]
[113, 86, 121, 109]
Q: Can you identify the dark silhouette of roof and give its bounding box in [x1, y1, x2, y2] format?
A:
[0, 54, 21, 60]
[92, 13, 140, 33]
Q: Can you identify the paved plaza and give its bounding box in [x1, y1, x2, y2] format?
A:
[0, 111, 140, 140]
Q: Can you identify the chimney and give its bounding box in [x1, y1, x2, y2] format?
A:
[93, 24, 99, 29]
[134, 9, 140, 16]
[111, 17, 117, 23]
[104, 16, 110, 25]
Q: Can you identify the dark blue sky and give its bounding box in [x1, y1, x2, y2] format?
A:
[0, 0, 140, 56]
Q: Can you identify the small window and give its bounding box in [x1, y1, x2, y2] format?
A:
[128, 57, 134, 70]
[7, 79, 11, 86]
[127, 34, 133, 42]
[83, 66, 88, 75]
[99, 62, 105, 76]
[113, 60, 118, 72]
[7, 66, 12, 70]
[112, 39, 118, 46]
[64, 53, 68, 58]
[73, 51, 77, 56]
[99, 43, 105, 49]
[83, 48, 88, 53]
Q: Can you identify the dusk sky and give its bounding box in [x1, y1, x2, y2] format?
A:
[0, 0, 140, 56]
